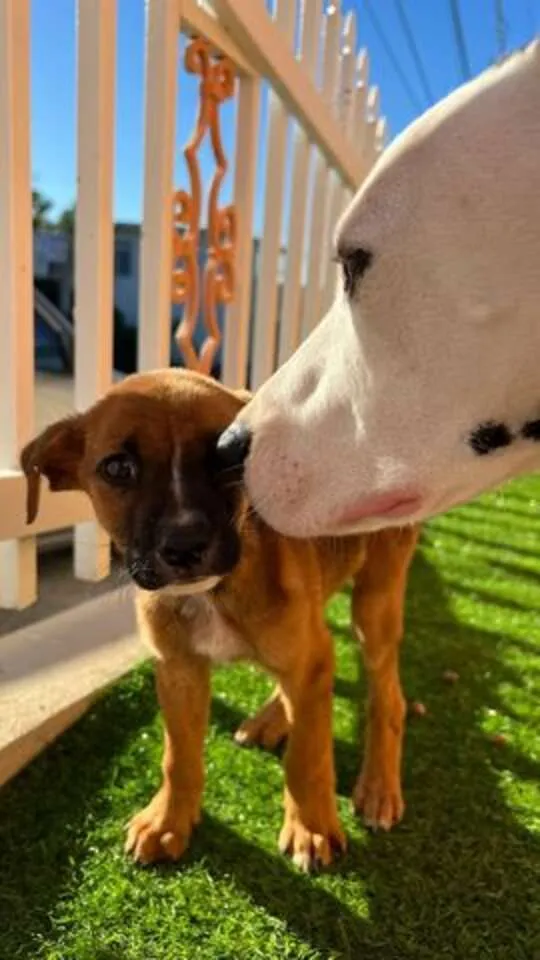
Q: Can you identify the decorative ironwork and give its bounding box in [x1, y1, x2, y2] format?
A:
[172, 36, 236, 374]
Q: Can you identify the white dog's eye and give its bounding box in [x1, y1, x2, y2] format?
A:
[336, 247, 373, 297]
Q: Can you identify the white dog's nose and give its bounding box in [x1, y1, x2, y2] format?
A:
[216, 422, 252, 470]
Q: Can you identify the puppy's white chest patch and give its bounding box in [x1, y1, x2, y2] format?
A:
[183, 596, 247, 663]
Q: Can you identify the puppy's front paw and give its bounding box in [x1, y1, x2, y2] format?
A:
[278, 806, 346, 872]
[353, 768, 404, 831]
[234, 694, 290, 750]
[125, 787, 200, 864]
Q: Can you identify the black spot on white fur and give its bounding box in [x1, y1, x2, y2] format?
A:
[469, 421, 513, 456]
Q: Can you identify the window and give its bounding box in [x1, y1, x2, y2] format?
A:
[115, 244, 132, 277]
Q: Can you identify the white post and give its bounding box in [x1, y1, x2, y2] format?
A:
[222, 72, 261, 389]
[321, 11, 358, 316]
[363, 85, 381, 171]
[353, 49, 370, 166]
[0, 0, 36, 609]
[73, 0, 116, 581]
[299, 0, 341, 339]
[375, 115, 388, 161]
[334, 49, 369, 257]
[250, 0, 296, 389]
[138, 0, 181, 371]
[321, 47, 370, 318]
[277, 0, 323, 366]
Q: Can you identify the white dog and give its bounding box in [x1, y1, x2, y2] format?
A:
[218, 40, 540, 538]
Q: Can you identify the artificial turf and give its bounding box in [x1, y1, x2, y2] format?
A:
[1, 476, 539, 960]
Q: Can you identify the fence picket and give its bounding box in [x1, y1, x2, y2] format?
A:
[376, 115, 388, 159]
[354, 49, 369, 168]
[139, 0, 181, 371]
[73, 0, 116, 581]
[320, 11, 359, 316]
[250, 0, 296, 389]
[363, 85, 381, 170]
[276, 0, 323, 366]
[339, 49, 369, 226]
[300, 0, 341, 338]
[321, 44, 374, 318]
[222, 72, 261, 388]
[0, 0, 36, 608]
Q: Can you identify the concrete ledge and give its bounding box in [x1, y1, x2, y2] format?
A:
[0, 699, 91, 785]
[0, 587, 145, 787]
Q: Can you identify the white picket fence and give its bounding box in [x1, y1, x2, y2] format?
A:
[0, 0, 384, 778]
[0, 0, 385, 611]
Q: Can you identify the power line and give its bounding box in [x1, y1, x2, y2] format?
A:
[363, 0, 424, 113]
[394, 0, 434, 106]
[526, 0, 537, 36]
[494, 0, 507, 58]
[448, 0, 471, 82]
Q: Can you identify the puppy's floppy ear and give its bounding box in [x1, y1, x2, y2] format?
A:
[20, 416, 85, 525]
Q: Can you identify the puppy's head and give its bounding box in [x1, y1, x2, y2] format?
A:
[21, 370, 251, 594]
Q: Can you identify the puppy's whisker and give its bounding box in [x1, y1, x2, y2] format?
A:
[218, 463, 245, 479]
[223, 479, 245, 493]
[244, 503, 261, 524]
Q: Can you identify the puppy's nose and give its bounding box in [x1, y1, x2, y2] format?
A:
[158, 514, 211, 570]
[216, 422, 252, 470]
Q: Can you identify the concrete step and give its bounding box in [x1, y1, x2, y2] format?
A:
[0, 580, 145, 787]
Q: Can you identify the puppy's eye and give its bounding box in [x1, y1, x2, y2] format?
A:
[97, 452, 139, 488]
[335, 247, 373, 297]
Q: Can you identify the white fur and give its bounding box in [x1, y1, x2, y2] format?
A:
[240, 41, 540, 537]
[160, 576, 222, 598]
[181, 595, 247, 662]
[171, 442, 183, 508]
[137, 578, 247, 663]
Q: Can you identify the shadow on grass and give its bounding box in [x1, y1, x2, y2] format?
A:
[0, 546, 538, 959]
[0, 664, 159, 958]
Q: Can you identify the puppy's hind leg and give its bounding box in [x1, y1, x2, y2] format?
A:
[352, 527, 418, 831]
[234, 684, 290, 750]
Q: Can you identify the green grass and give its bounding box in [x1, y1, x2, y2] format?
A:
[1, 477, 540, 960]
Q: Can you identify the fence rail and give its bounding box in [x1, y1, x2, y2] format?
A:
[0, 0, 385, 610]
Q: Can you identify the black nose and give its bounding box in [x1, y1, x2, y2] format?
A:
[158, 514, 212, 570]
[216, 422, 252, 470]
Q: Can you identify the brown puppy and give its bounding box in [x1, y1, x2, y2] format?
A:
[21, 369, 418, 871]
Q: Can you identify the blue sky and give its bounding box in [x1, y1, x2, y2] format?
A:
[32, 0, 538, 230]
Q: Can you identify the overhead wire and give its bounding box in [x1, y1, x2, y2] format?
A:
[494, 0, 507, 58]
[394, 0, 434, 106]
[363, 0, 424, 112]
[448, 0, 472, 81]
[526, 0, 537, 36]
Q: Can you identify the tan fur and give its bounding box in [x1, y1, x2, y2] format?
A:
[21, 368, 418, 871]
